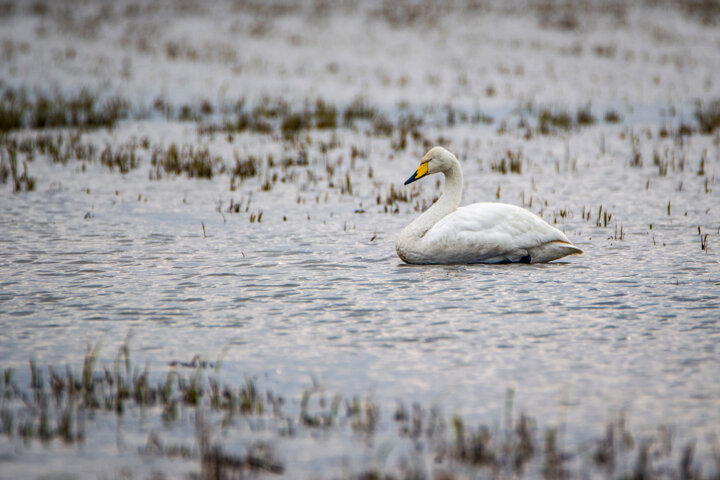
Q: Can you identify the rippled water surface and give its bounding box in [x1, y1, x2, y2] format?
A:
[3, 140, 720, 478]
[1, 0, 720, 477]
[2, 130, 718, 437]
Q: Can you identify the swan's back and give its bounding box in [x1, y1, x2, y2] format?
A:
[415, 202, 581, 264]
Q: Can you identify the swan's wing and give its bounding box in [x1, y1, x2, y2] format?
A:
[423, 203, 575, 263]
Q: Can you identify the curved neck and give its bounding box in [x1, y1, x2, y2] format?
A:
[401, 160, 463, 239]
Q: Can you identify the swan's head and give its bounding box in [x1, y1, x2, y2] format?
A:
[404, 146, 457, 185]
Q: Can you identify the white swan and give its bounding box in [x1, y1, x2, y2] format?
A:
[395, 146, 583, 264]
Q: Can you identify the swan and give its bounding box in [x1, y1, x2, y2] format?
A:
[395, 146, 583, 264]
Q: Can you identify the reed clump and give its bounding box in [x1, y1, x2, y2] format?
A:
[1, 348, 718, 479]
[491, 150, 523, 174]
[695, 99, 720, 134]
[538, 108, 573, 134]
[0, 87, 129, 131]
[0, 146, 35, 191]
[150, 143, 221, 179]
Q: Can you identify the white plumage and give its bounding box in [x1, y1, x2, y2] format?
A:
[395, 147, 583, 264]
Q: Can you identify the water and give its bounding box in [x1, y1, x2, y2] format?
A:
[1, 121, 719, 476]
[1, 1, 720, 477]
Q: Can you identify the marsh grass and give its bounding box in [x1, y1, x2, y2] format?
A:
[0, 89, 23, 132]
[0, 152, 9, 184]
[682, 0, 720, 24]
[0, 87, 129, 131]
[614, 222, 625, 241]
[0, 93, 712, 258]
[491, 150, 523, 174]
[536, 104, 606, 135]
[538, 109, 573, 134]
[100, 143, 138, 173]
[0, 131, 145, 176]
[229, 153, 260, 189]
[314, 99, 338, 130]
[604, 110, 621, 123]
[695, 99, 720, 134]
[2, 88, 709, 180]
[575, 104, 596, 126]
[379, 183, 418, 214]
[1, 346, 718, 479]
[698, 227, 709, 251]
[0, 146, 35, 191]
[150, 143, 221, 179]
[343, 97, 377, 126]
[596, 205, 612, 228]
[216, 97, 340, 139]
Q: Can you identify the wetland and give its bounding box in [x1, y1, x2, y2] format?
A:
[1, 1, 719, 478]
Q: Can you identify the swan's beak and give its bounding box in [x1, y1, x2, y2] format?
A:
[404, 162, 429, 185]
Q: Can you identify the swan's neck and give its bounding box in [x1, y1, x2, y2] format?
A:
[401, 161, 463, 240]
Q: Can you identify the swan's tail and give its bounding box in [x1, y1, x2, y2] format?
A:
[528, 241, 583, 263]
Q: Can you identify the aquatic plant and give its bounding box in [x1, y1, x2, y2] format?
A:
[99, 143, 138, 173]
[538, 108, 573, 134]
[699, 227, 709, 251]
[604, 109, 621, 123]
[1, 146, 35, 192]
[0, 89, 24, 132]
[0, 87, 129, 131]
[314, 98, 338, 129]
[1, 346, 719, 479]
[695, 99, 720, 134]
[575, 104, 596, 126]
[230, 153, 259, 184]
[150, 143, 220, 179]
[682, 0, 720, 24]
[372, 113, 394, 136]
[491, 149, 523, 174]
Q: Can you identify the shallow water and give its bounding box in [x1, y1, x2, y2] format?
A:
[1, 120, 719, 478]
[1, 0, 720, 477]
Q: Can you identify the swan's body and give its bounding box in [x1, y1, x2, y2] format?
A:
[395, 147, 583, 264]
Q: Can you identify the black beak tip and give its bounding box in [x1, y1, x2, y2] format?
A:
[404, 175, 417, 185]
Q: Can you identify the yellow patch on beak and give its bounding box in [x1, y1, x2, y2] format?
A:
[416, 162, 429, 178]
[404, 162, 429, 185]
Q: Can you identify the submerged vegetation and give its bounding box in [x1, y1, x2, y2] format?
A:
[1, 346, 718, 479]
